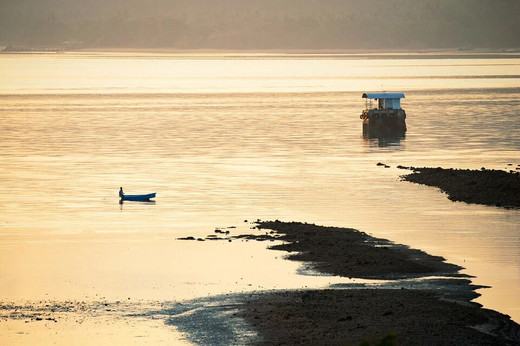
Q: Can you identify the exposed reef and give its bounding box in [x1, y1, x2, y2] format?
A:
[399, 166, 520, 208]
[178, 220, 520, 345]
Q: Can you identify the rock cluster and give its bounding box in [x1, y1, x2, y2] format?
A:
[400, 166, 520, 208]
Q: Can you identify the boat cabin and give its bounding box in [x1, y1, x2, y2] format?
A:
[362, 92, 405, 111]
[360, 92, 407, 136]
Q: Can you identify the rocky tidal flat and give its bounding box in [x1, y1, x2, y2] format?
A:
[179, 220, 520, 345]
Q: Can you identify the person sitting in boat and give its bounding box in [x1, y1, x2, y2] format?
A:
[119, 187, 124, 199]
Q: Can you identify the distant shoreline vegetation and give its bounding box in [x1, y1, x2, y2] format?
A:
[1, 0, 519, 50]
[3, 47, 520, 57]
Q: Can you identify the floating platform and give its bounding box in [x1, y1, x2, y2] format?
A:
[360, 92, 407, 137]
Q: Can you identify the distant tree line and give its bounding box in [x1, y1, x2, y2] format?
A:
[1, 0, 519, 49]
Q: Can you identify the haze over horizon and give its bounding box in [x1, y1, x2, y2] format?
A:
[1, 0, 519, 50]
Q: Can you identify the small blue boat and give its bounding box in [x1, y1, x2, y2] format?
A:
[121, 193, 156, 201]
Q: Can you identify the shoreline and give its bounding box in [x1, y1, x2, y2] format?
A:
[2, 219, 519, 344]
[189, 220, 520, 345]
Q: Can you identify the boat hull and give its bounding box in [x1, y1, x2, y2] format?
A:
[121, 193, 156, 201]
[360, 109, 407, 137]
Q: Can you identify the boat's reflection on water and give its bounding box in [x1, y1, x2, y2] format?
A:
[119, 199, 156, 209]
[363, 127, 406, 148]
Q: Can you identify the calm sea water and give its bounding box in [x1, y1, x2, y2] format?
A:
[1, 52, 519, 327]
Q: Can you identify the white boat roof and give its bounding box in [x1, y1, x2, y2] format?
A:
[362, 92, 405, 99]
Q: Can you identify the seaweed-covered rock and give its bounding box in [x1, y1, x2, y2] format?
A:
[401, 167, 520, 208]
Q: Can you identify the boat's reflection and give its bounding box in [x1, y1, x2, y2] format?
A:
[363, 130, 405, 148]
[119, 199, 156, 209]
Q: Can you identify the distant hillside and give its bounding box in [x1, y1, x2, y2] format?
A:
[1, 0, 519, 50]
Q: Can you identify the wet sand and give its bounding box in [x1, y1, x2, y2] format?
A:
[238, 288, 520, 345]
[400, 166, 520, 208]
[229, 221, 520, 345]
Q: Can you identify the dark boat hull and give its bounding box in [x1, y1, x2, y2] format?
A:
[121, 193, 156, 201]
[361, 109, 407, 137]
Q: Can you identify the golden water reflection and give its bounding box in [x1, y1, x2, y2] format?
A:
[0, 55, 519, 343]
